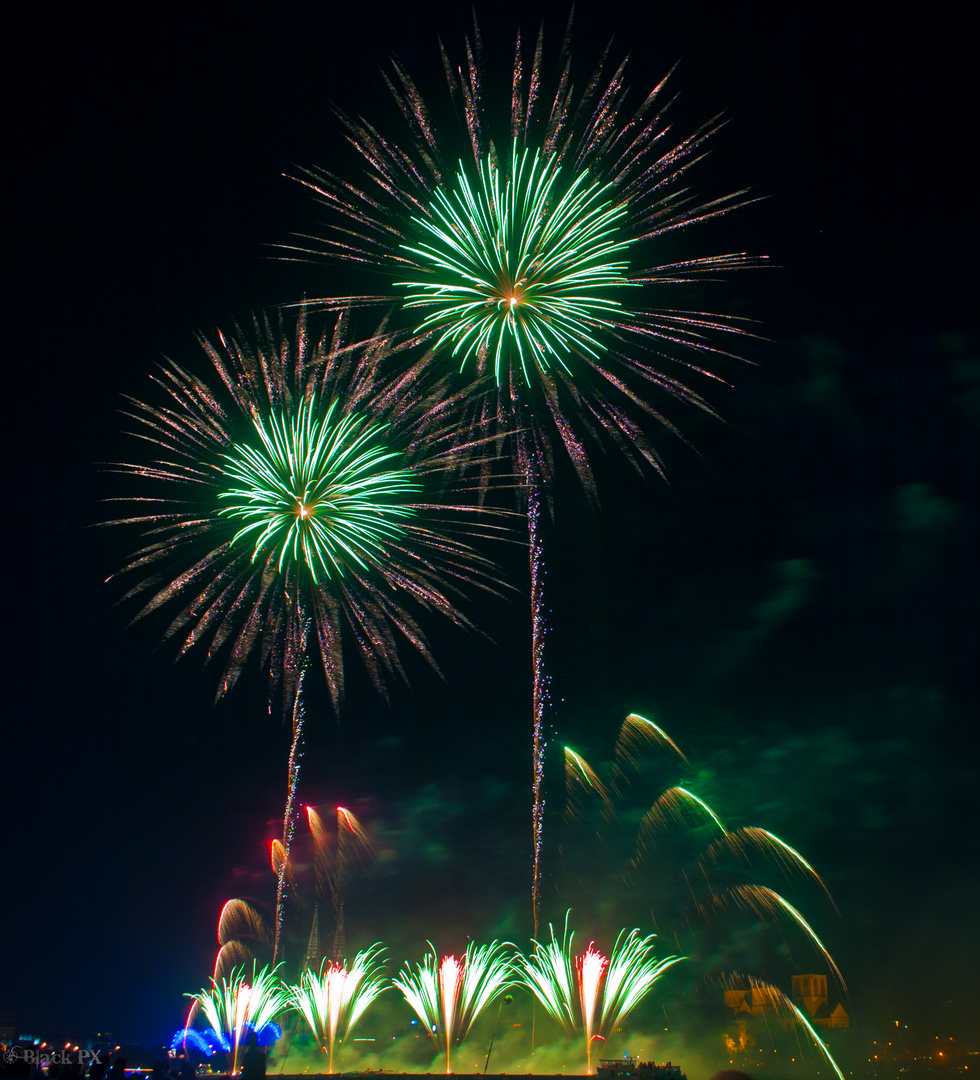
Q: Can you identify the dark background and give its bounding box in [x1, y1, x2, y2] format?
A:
[4, 0, 977, 1071]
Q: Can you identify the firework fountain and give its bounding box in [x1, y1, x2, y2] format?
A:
[519, 914, 682, 1074]
[393, 941, 515, 1074]
[183, 962, 287, 1075]
[286, 943, 388, 1073]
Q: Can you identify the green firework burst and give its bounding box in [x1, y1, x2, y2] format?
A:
[292, 20, 764, 480]
[220, 398, 419, 584]
[105, 310, 501, 708]
[400, 142, 633, 385]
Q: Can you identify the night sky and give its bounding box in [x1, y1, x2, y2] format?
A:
[4, 1, 977, 1074]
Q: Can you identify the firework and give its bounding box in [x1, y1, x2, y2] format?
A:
[218, 899, 272, 951]
[303, 804, 373, 963]
[564, 745, 613, 821]
[725, 886, 846, 992]
[398, 142, 634, 383]
[722, 977, 846, 1080]
[518, 913, 683, 1074]
[564, 716, 845, 1003]
[286, 943, 388, 1073]
[393, 941, 515, 1073]
[637, 785, 727, 843]
[290, 19, 763, 929]
[105, 309, 503, 958]
[612, 714, 688, 796]
[186, 962, 287, 1074]
[214, 899, 272, 982]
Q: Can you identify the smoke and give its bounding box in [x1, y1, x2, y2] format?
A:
[266, 991, 733, 1076]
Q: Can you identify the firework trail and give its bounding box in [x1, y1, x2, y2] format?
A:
[564, 746, 613, 821]
[306, 806, 331, 906]
[519, 913, 682, 1074]
[725, 886, 846, 992]
[214, 899, 272, 982]
[337, 806, 372, 890]
[218, 899, 272, 951]
[612, 713, 688, 795]
[528, 487, 549, 931]
[393, 941, 515, 1073]
[274, 675, 305, 959]
[303, 804, 373, 960]
[288, 16, 763, 932]
[637, 785, 727, 840]
[565, 715, 845, 999]
[105, 309, 504, 961]
[213, 941, 254, 984]
[305, 805, 373, 912]
[186, 962, 287, 1074]
[722, 976, 846, 1080]
[783, 996, 847, 1080]
[286, 943, 388, 1073]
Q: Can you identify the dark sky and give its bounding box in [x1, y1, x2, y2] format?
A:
[4, 0, 977, 1073]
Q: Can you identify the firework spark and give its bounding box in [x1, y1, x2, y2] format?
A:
[186, 962, 287, 1075]
[289, 18, 763, 930]
[286, 944, 388, 1073]
[393, 941, 515, 1073]
[105, 309, 504, 958]
[519, 914, 682, 1073]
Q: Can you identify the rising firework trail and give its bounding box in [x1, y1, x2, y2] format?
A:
[286, 944, 388, 1073]
[104, 309, 504, 960]
[393, 941, 515, 1074]
[518, 913, 682, 1074]
[288, 15, 763, 932]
